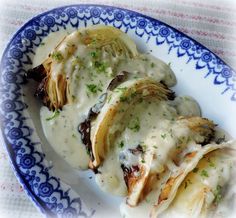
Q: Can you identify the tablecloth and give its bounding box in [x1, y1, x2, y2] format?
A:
[0, 0, 235, 217]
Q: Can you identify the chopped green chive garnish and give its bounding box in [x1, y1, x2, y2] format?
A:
[141, 144, 147, 152]
[90, 51, 98, 58]
[94, 61, 107, 73]
[86, 84, 102, 94]
[120, 96, 128, 102]
[200, 169, 209, 177]
[72, 95, 76, 101]
[86, 84, 98, 93]
[213, 185, 223, 205]
[161, 133, 167, 139]
[46, 110, 60, 121]
[51, 51, 63, 62]
[128, 117, 140, 132]
[119, 141, 125, 148]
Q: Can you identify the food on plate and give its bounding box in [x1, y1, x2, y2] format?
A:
[157, 144, 235, 218]
[27, 25, 235, 217]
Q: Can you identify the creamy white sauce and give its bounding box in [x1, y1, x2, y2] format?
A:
[171, 96, 201, 117]
[120, 146, 235, 218]
[32, 30, 69, 67]
[37, 29, 180, 171]
[34, 27, 235, 218]
[96, 96, 201, 196]
[158, 149, 233, 218]
[40, 105, 90, 169]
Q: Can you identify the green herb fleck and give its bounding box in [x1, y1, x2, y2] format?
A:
[119, 108, 125, 113]
[119, 141, 125, 148]
[178, 136, 186, 144]
[141, 159, 145, 163]
[141, 144, 147, 152]
[51, 51, 63, 62]
[40, 42, 45, 46]
[151, 62, 155, 68]
[46, 110, 60, 121]
[72, 134, 76, 138]
[213, 185, 223, 205]
[128, 117, 140, 132]
[86, 149, 90, 156]
[176, 144, 181, 149]
[145, 198, 150, 203]
[115, 87, 128, 92]
[75, 74, 80, 80]
[200, 169, 209, 178]
[86, 84, 97, 93]
[130, 91, 137, 98]
[94, 61, 107, 73]
[207, 158, 215, 168]
[86, 84, 101, 94]
[161, 133, 167, 139]
[90, 51, 98, 58]
[72, 95, 76, 101]
[153, 145, 158, 149]
[168, 129, 173, 138]
[120, 96, 128, 102]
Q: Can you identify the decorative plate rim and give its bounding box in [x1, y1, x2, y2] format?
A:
[0, 4, 235, 218]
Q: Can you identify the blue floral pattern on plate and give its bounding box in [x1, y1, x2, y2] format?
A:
[0, 4, 236, 218]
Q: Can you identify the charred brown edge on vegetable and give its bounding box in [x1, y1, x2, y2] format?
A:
[121, 145, 144, 187]
[107, 71, 129, 91]
[186, 117, 216, 146]
[78, 93, 107, 166]
[26, 64, 47, 82]
[78, 72, 129, 172]
[25, 64, 53, 109]
[160, 81, 175, 100]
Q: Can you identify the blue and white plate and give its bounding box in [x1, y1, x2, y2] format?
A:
[0, 4, 236, 218]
